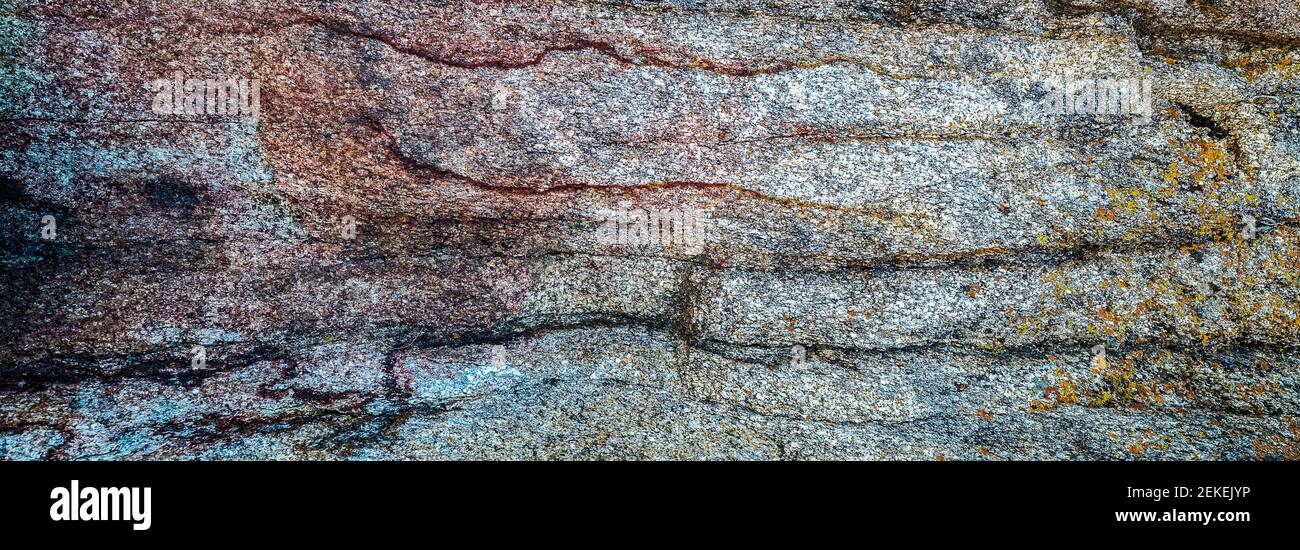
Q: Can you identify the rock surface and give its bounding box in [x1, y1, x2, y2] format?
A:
[2, 0, 1299, 459]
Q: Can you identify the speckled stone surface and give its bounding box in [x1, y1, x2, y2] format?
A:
[2, 0, 1299, 459]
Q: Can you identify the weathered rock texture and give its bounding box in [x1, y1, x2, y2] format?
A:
[2, 0, 1299, 459]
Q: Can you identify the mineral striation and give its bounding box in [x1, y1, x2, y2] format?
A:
[1, 0, 1298, 459]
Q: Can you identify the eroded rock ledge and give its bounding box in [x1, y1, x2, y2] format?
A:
[2, 0, 1298, 459]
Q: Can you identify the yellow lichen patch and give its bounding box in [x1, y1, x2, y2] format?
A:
[1127, 430, 1173, 458]
[1014, 315, 1046, 338]
[1163, 161, 1182, 185]
[1251, 417, 1300, 461]
[1093, 306, 1131, 339]
[1089, 354, 1138, 407]
[980, 339, 1006, 354]
[1104, 186, 1151, 216]
[1188, 138, 1229, 182]
[1052, 368, 1080, 405]
[1031, 366, 1084, 412]
[1041, 268, 1068, 300]
[1223, 48, 1299, 82]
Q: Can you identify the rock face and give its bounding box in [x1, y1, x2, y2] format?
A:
[2, 0, 1299, 460]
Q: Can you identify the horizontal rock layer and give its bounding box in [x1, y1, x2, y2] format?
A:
[1, 0, 1298, 459]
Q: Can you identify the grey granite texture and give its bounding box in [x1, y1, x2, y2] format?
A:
[1, 0, 1299, 459]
